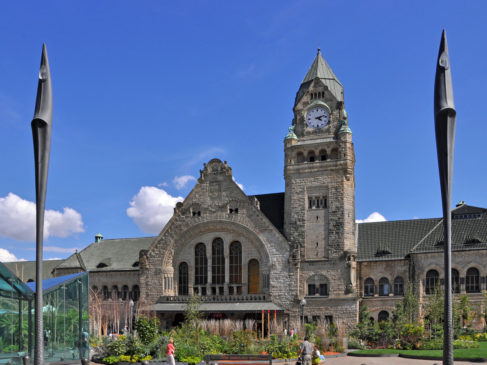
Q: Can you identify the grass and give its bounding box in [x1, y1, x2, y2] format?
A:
[351, 341, 487, 360]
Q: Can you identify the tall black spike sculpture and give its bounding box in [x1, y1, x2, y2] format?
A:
[434, 30, 456, 365]
[32, 43, 52, 365]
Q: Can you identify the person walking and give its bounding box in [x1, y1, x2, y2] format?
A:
[166, 338, 175, 365]
[299, 336, 313, 365]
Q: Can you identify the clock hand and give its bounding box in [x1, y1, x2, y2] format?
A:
[315, 115, 324, 121]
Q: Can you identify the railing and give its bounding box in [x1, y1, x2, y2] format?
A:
[157, 293, 269, 303]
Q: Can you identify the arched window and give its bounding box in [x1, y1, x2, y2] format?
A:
[452, 269, 460, 293]
[194, 243, 208, 286]
[307, 151, 316, 162]
[248, 259, 260, 294]
[112, 285, 119, 300]
[379, 277, 389, 296]
[229, 241, 242, 284]
[393, 277, 404, 296]
[102, 286, 109, 300]
[92, 285, 99, 294]
[425, 270, 439, 294]
[364, 278, 374, 296]
[319, 149, 327, 161]
[178, 262, 189, 296]
[378, 311, 389, 322]
[212, 238, 225, 285]
[297, 152, 305, 163]
[122, 285, 129, 300]
[466, 267, 480, 293]
[330, 148, 339, 159]
[307, 274, 329, 296]
[132, 285, 140, 301]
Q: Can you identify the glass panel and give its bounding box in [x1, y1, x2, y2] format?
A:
[194, 243, 208, 286]
[178, 263, 188, 296]
[229, 241, 242, 284]
[212, 238, 225, 285]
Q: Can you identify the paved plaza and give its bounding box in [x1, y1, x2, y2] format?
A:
[323, 355, 479, 365]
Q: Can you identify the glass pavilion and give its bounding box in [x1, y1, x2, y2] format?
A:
[0, 263, 89, 364]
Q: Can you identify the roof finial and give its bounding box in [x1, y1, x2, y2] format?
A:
[317, 48, 321, 55]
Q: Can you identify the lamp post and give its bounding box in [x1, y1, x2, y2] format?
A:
[300, 298, 307, 331]
[129, 300, 134, 334]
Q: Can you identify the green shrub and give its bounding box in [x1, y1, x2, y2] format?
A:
[106, 336, 128, 356]
[135, 316, 160, 346]
[102, 355, 119, 364]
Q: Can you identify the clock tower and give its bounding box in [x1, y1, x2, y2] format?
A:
[284, 49, 357, 309]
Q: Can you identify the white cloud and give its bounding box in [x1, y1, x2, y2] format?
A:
[173, 175, 197, 190]
[0, 193, 84, 242]
[158, 182, 169, 187]
[0, 248, 18, 262]
[44, 246, 79, 253]
[232, 177, 244, 191]
[356, 212, 387, 223]
[127, 186, 184, 234]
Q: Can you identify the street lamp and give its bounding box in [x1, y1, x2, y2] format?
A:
[300, 298, 307, 331]
[129, 300, 134, 334]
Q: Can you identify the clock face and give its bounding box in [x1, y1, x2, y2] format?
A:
[306, 107, 330, 129]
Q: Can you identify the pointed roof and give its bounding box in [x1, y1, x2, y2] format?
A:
[302, 49, 342, 85]
[295, 49, 344, 106]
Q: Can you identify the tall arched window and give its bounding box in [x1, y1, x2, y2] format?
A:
[122, 285, 129, 300]
[112, 285, 119, 300]
[194, 243, 208, 286]
[378, 311, 390, 322]
[179, 262, 189, 295]
[102, 286, 109, 300]
[393, 277, 404, 296]
[364, 278, 374, 296]
[379, 277, 389, 296]
[452, 269, 460, 293]
[212, 238, 225, 285]
[229, 241, 242, 284]
[466, 267, 480, 293]
[319, 149, 327, 161]
[307, 151, 316, 162]
[425, 270, 439, 294]
[248, 259, 260, 294]
[131, 285, 140, 301]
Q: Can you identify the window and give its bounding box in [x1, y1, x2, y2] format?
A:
[364, 278, 374, 296]
[378, 311, 389, 322]
[393, 277, 404, 296]
[466, 267, 480, 293]
[425, 270, 439, 294]
[132, 285, 140, 301]
[307, 151, 316, 162]
[92, 286, 99, 294]
[179, 262, 188, 295]
[308, 284, 316, 296]
[122, 285, 129, 300]
[112, 285, 119, 300]
[319, 149, 327, 161]
[379, 278, 389, 296]
[212, 238, 225, 285]
[308, 196, 327, 209]
[102, 286, 109, 300]
[229, 241, 242, 284]
[452, 269, 460, 293]
[248, 259, 260, 294]
[194, 243, 208, 286]
[306, 275, 329, 296]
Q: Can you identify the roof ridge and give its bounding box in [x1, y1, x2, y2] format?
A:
[409, 218, 444, 253]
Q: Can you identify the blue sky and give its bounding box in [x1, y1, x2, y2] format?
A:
[0, 1, 486, 261]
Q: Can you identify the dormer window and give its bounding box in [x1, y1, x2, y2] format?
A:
[229, 207, 239, 214]
[192, 211, 201, 216]
[97, 262, 108, 268]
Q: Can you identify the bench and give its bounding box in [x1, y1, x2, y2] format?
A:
[205, 354, 272, 365]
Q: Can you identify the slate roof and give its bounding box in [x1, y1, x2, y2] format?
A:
[295, 50, 344, 107]
[252, 192, 285, 234]
[56, 237, 155, 272]
[3, 260, 63, 283]
[357, 204, 487, 261]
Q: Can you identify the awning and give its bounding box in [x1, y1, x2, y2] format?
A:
[147, 302, 283, 313]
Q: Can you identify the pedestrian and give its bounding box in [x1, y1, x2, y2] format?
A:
[299, 336, 313, 365]
[166, 338, 175, 365]
[284, 328, 287, 336]
[290, 328, 294, 338]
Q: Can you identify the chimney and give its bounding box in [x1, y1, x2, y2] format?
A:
[95, 233, 103, 243]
